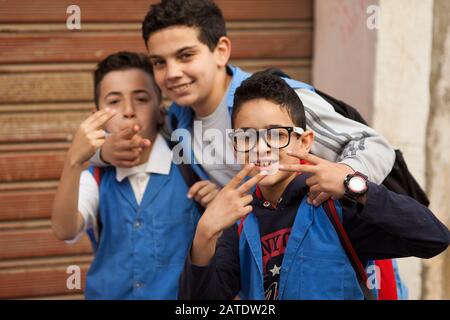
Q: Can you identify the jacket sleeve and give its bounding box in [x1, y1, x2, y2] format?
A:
[89, 149, 110, 167]
[178, 225, 241, 300]
[296, 89, 395, 184]
[343, 182, 450, 261]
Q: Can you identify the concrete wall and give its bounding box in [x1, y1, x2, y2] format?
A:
[314, 0, 450, 299]
[313, 0, 378, 123]
[372, 0, 434, 300]
[424, 0, 450, 300]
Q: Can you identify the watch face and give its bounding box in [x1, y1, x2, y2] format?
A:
[348, 176, 367, 193]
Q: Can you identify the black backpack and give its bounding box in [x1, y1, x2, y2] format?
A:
[264, 68, 429, 207]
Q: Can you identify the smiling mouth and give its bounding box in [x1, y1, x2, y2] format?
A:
[169, 81, 195, 93]
[254, 160, 276, 168]
[251, 160, 279, 175]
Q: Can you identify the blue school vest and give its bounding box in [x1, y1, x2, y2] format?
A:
[84, 164, 200, 299]
[167, 65, 315, 182]
[238, 197, 364, 300]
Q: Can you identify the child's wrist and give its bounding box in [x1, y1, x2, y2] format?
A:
[197, 218, 222, 242]
[66, 150, 85, 169]
[99, 146, 112, 165]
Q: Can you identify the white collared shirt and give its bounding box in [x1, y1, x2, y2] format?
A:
[115, 134, 172, 204]
[68, 133, 173, 243]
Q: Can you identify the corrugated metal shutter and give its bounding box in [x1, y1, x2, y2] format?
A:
[0, 0, 313, 299]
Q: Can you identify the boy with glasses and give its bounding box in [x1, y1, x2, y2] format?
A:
[179, 72, 450, 300]
[96, 0, 395, 208]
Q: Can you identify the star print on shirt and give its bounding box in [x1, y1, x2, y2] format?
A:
[269, 264, 281, 276]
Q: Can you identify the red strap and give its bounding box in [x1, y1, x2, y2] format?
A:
[93, 167, 101, 186]
[326, 200, 368, 285]
[255, 185, 262, 199]
[237, 217, 246, 238]
[375, 260, 398, 300]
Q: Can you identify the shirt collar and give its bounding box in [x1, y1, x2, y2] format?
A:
[167, 64, 251, 131]
[253, 173, 311, 210]
[226, 64, 252, 108]
[115, 133, 173, 182]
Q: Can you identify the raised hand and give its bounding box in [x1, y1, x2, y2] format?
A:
[279, 150, 355, 206]
[198, 164, 267, 239]
[67, 108, 117, 167]
[100, 123, 151, 168]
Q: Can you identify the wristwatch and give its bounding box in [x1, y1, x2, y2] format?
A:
[343, 172, 369, 205]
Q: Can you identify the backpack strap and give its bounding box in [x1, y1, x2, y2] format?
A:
[92, 167, 103, 238]
[322, 199, 376, 300]
[375, 259, 399, 300]
[86, 167, 103, 252]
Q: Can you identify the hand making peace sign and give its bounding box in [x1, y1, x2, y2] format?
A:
[279, 150, 355, 205]
[198, 164, 267, 239]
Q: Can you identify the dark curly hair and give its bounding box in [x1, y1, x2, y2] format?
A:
[93, 51, 161, 109]
[142, 0, 227, 51]
[232, 71, 306, 129]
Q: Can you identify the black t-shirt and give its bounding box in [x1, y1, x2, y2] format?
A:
[252, 176, 306, 300]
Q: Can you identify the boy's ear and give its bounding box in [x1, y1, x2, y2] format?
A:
[157, 106, 166, 126]
[214, 36, 231, 68]
[300, 130, 314, 153]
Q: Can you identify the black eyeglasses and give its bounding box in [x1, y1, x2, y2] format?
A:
[229, 126, 304, 152]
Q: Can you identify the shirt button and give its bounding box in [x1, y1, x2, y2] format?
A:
[134, 281, 143, 289]
[134, 220, 142, 229]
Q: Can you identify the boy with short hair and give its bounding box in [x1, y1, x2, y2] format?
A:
[52, 52, 208, 299]
[93, 0, 404, 297]
[179, 72, 450, 300]
[99, 0, 395, 205]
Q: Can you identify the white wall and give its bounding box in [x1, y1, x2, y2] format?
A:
[314, 0, 436, 299]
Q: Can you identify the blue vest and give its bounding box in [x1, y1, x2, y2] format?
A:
[84, 164, 200, 299]
[167, 65, 315, 181]
[238, 198, 363, 300]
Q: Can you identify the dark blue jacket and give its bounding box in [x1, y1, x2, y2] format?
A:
[179, 175, 449, 300]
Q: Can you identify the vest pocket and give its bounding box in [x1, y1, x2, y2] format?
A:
[152, 213, 195, 266]
[297, 250, 346, 300]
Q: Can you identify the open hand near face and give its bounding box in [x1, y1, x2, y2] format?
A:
[100, 123, 151, 168]
[67, 108, 117, 167]
[279, 150, 355, 206]
[197, 164, 267, 239]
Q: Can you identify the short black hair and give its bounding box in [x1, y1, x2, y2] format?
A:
[142, 0, 227, 51]
[93, 51, 161, 109]
[232, 71, 307, 129]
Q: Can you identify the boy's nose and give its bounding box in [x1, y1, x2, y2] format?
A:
[254, 135, 271, 158]
[122, 102, 136, 119]
[165, 61, 183, 80]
